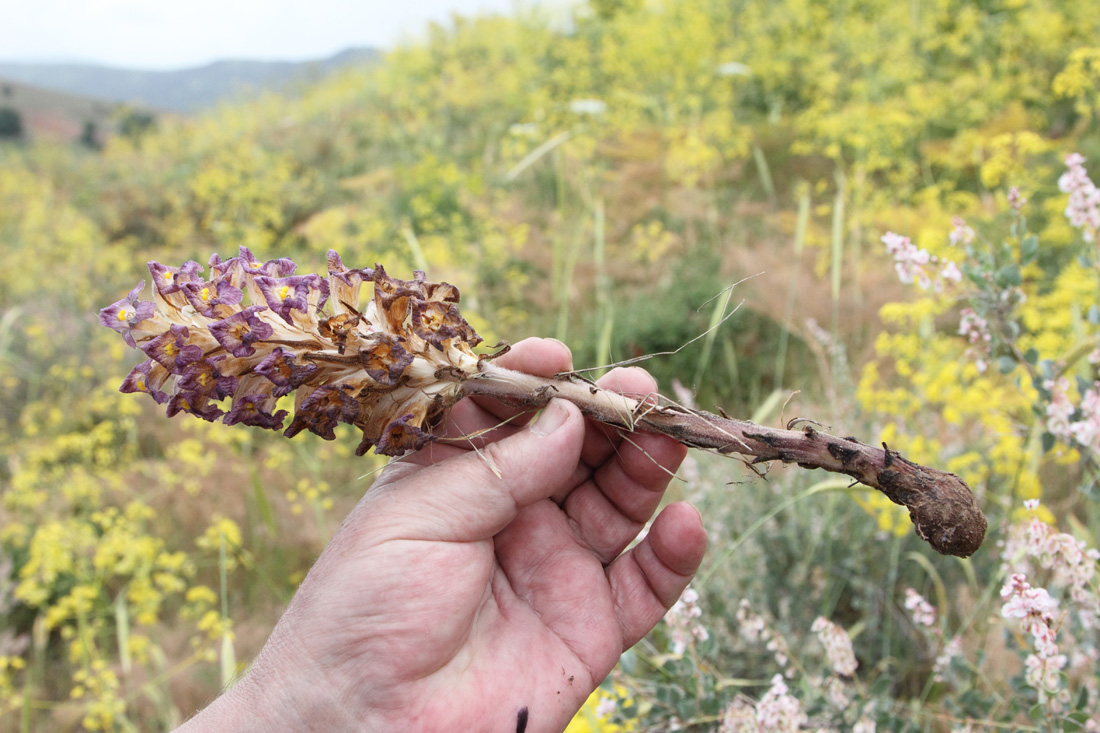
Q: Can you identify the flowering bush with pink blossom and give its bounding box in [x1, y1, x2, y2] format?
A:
[1060, 154, 1100, 244]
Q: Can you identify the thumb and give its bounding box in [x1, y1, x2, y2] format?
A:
[366, 398, 586, 542]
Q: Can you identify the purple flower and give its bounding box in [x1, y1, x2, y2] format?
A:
[147, 260, 203, 295]
[209, 306, 274, 357]
[371, 265, 426, 330]
[284, 384, 359, 440]
[424, 280, 460, 304]
[357, 333, 413, 385]
[318, 312, 362, 354]
[374, 413, 432, 456]
[412, 301, 456, 346]
[223, 393, 288, 431]
[328, 250, 373, 317]
[412, 300, 481, 349]
[182, 278, 244, 316]
[166, 391, 224, 422]
[177, 355, 237, 399]
[99, 281, 156, 347]
[257, 274, 330, 324]
[208, 251, 243, 286]
[256, 275, 314, 324]
[354, 432, 376, 456]
[140, 324, 204, 373]
[119, 360, 169, 404]
[238, 246, 296, 278]
[327, 250, 373, 287]
[254, 347, 318, 397]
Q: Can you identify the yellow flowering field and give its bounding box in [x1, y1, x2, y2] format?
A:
[2, 0, 1100, 729]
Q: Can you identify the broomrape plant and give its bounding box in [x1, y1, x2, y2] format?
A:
[99, 247, 986, 558]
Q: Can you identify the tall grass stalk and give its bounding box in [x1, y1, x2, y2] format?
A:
[502, 130, 572, 183]
[312, 497, 331, 545]
[819, 490, 844, 618]
[218, 536, 237, 690]
[752, 144, 777, 206]
[20, 617, 45, 733]
[847, 167, 866, 310]
[400, 225, 430, 274]
[129, 645, 192, 728]
[721, 337, 742, 404]
[555, 219, 584, 343]
[550, 146, 568, 298]
[0, 306, 21, 362]
[246, 451, 276, 536]
[830, 174, 847, 339]
[20, 663, 31, 733]
[880, 532, 904, 663]
[693, 287, 734, 390]
[773, 190, 811, 389]
[905, 550, 948, 620]
[593, 198, 614, 377]
[749, 388, 787, 426]
[115, 587, 132, 675]
[239, 435, 284, 611]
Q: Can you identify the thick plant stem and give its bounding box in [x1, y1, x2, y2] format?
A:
[456, 364, 987, 558]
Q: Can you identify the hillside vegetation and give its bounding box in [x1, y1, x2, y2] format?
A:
[2, 0, 1100, 729]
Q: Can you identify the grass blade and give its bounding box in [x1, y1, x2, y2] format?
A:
[694, 287, 734, 389]
[773, 188, 811, 389]
[830, 173, 846, 338]
[752, 143, 777, 206]
[503, 130, 572, 182]
[115, 587, 132, 675]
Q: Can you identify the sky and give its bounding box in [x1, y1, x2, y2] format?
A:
[0, 0, 538, 69]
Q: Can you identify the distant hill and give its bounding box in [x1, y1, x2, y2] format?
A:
[0, 78, 120, 145]
[0, 47, 378, 113]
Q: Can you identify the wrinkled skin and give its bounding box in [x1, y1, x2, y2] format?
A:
[177, 338, 707, 733]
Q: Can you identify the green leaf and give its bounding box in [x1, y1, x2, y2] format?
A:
[1021, 234, 1039, 265]
[872, 677, 892, 697]
[965, 267, 988, 289]
[1088, 305, 1100, 325]
[1024, 348, 1039, 365]
[619, 648, 637, 675]
[1064, 708, 1091, 726]
[998, 355, 1017, 374]
[997, 264, 1022, 287]
[1042, 432, 1056, 453]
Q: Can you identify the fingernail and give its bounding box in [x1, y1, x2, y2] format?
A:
[530, 399, 567, 436]
[546, 338, 574, 371]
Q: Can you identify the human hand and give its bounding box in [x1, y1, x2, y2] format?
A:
[178, 337, 707, 732]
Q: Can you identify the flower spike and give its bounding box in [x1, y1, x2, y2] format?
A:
[102, 249, 988, 557]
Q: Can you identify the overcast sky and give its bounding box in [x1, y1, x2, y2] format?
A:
[0, 0, 541, 69]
